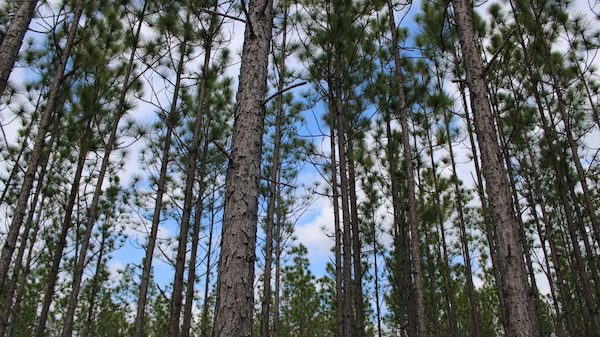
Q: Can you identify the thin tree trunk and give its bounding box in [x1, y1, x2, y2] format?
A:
[34, 117, 92, 337]
[0, 0, 38, 94]
[329, 116, 344, 337]
[384, 104, 410, 337]
[444, 114, 481, 337]
[211, 0, 274, 335]
[127, 4, 187, 335]
[425, 129, 457, 337]
[273, 194, 282, 337]
[60, 6, 151, 336]
[0, 125, 55, 337]
[200, 185, 217, 337]
[181, 130, 211, 337]
[524, 146, 578, 337]
[168, 6, 219, 334]
[333, 95, 355, 337]
[0, 0, 84, 290]
[346, 135, 366, 337]
[372, 212, 383, 337]
[5, 190, 44, 337]
[387, 2, 428, 335]
[451, 0, 538, 335]
[82, 230, 108, 337]
[259, 4, 288, 335]
[179, 7, 220, 335]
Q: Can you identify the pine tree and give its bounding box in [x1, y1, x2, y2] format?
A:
[212, 0, 274, 336]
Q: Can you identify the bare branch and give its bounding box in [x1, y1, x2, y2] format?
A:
[263, 81, 308, 105]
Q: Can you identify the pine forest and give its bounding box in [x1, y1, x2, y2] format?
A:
[0, 0, 599, 336]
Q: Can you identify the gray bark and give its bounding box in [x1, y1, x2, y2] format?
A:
[211, 0, 274, 335]
[168, 7, 217, 334]
[259, 5, 288, 335]
[451, 0, 538, 335]
[386, 1, 428, 335]
[0, 0, 38, 94]
[0, 0, 84, 291]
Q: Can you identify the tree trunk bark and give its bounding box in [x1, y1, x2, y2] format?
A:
[168, 8, 217, 334]
[0, 0, 83, 290]
[181, 124, 211, 337]
[0, 125, 55, 337]
[211, 0, 274, 335]
[333, 95, 355, 337]
[384, 105, 410, 337]
[200, 184, 217, 337]
[0, 0, 38, 94]
[328, 116, 344, 337]
[451, 0, 538, 336]
[444, 114, 481, 337]
[386, 2, 428, 335]
[259, 5, 288, 335]
[346, 135, 366, 337]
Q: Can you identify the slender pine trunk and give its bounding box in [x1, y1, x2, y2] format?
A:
[444, 114, 481, 337]
[0, 0, 38, 94]
[387, 2, 428, 334]
[34, 117, 92, 337]
[0, 0, 84, 290]
[211, 0, 274, 335]
[452, 0, 539, 335]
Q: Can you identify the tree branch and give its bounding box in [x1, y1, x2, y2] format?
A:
[240, 0, 255, 38]
[263, 81, 307, 105]
[195, 8, 246, 23]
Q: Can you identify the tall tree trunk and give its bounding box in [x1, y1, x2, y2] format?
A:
[0, 0, 38, 94]
[386, 2, 428, 335]
[170, 8, 219, 335]
[490, 84, 545, 336]
[346, 135, 366, 337]
[59, 6, 150, 337]
[127, 4, 187, 336]
[259, 4, 288, 334]
[451, 0, 538, 336]
[333, 95, 355, 337]
[82, 230, 108, 337]
[34, 118, 92, 337]
[168, 12, 219, 337]
[273, 194, 282, 337]
[200, 184, 217, 337]
[0, 0, 84, 290]
[0, 125, 55, 337]
[211, 0, 274, 335]
[384, 105, 410, 337]
[425, 129, 457, 337]
[444, 114, 481, 337]
[523, 146, 578, 337]
[329, 116, 344, 337]
[181, 128, 211, 337]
